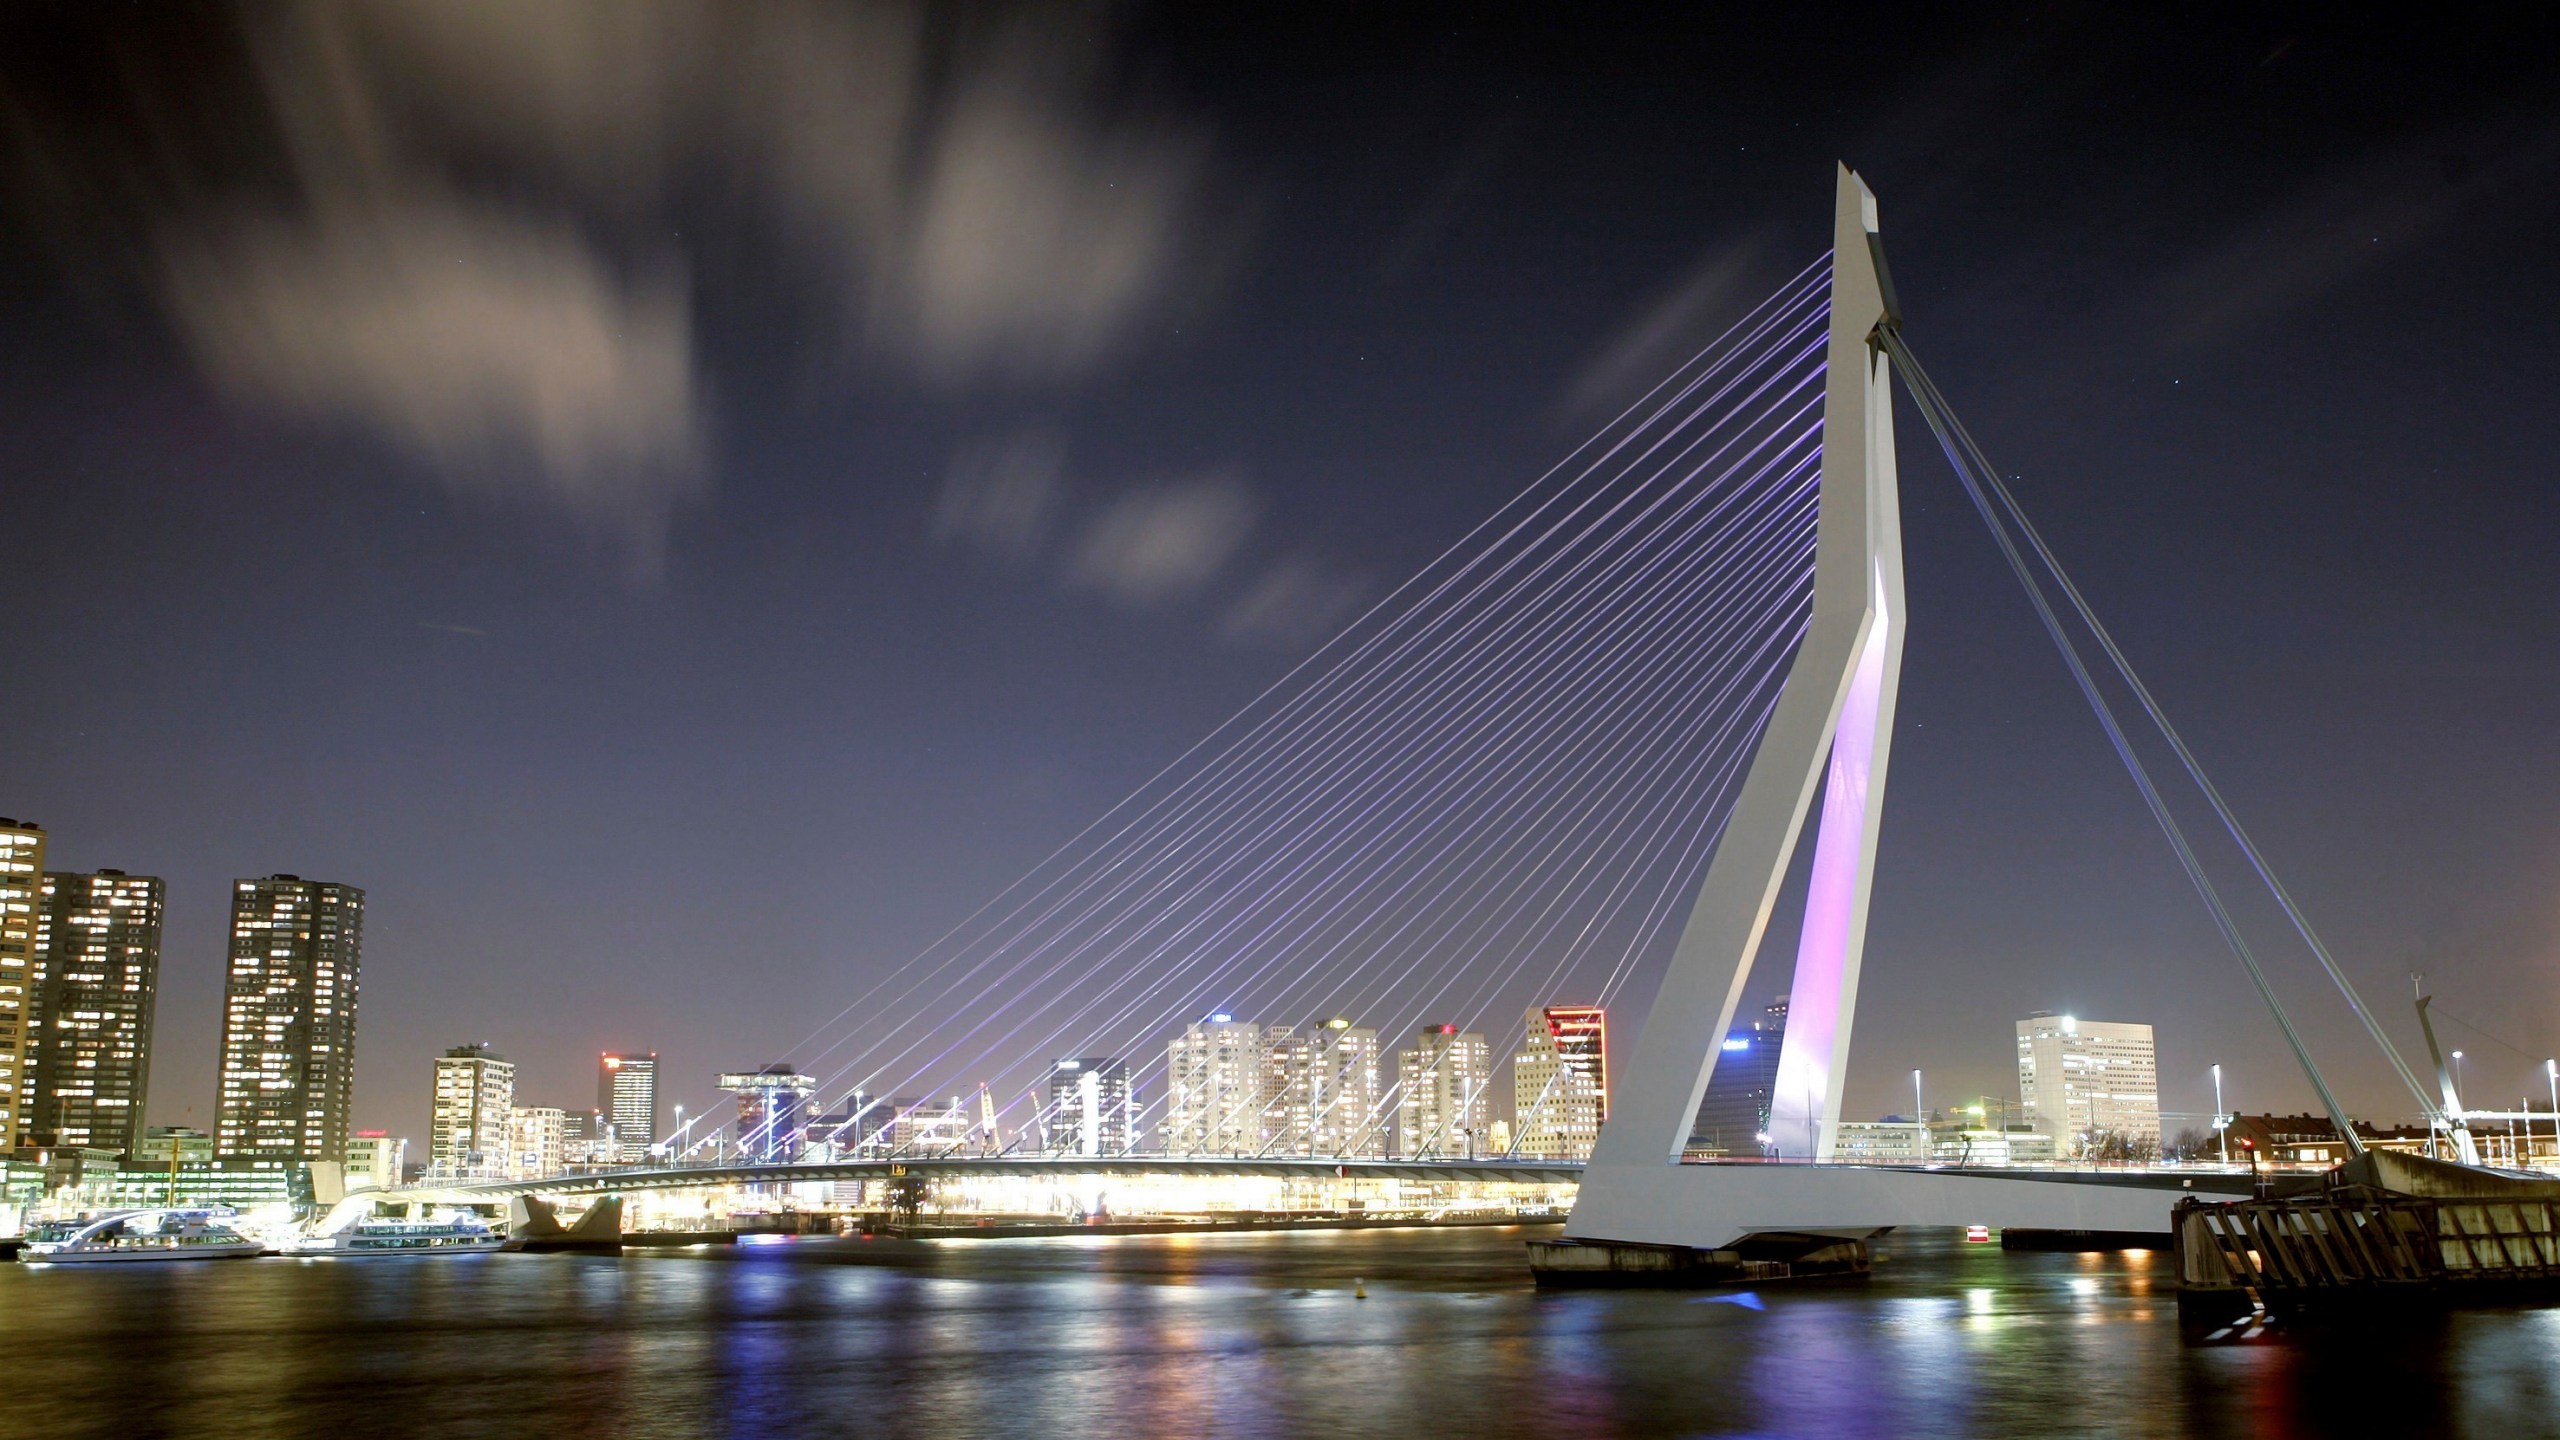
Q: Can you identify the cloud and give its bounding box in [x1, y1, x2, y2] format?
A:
[2149, 125, 2560, 350]
[1559, 237, 1779, 419]
[935, 429, 1066, 557]
[1067, 475, 1259, 605]
[163, 190, 703, 571]
[1222, 557, 1373, 647]
[3, 0, 1223, 573]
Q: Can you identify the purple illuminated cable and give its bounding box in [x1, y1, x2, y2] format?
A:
[899, 489, 1812, 1119]
[829, 386, 1832, 1091]
[916, 430, 1822, 1091]
[746, 267, 1836, 1121]
[1384, 576, 1813, 1076]
[1003, 491, 1822, 1132]
[798, 288, 1822, 1112]
[870, 394, 1832, 1112]
[1885, 335, 2437, 1119]
[1018, 497, 1822, 1132]
[1100, 518, 1818, 1138]
[1247, 566, 1813, 1148]
[788, 319, 1832, 1091]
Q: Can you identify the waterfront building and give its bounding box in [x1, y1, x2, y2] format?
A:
[1046, 1057, 1134, 1156]
[22, 869, 163, 1155]
[1288, 1019, 1385, 1158]
[214, 875, 364, 1165]
[508, 1105, 567, 1179]
[598, 1051, 659, 1161]
[1690, 994, 1787, 1155]
[720, 1066, 817, 1162]
[345, 1130, 406, 1191]
[1164, 1014, 1276, 1155]
[0, 819, 46, 1150]
[1831, 1120, 1931, 1164]
[2016, 1012, 2161, 1158]
[428, 1044, 515, 1178]
[1396, 1025, 1491, 1159]
[1930, 1129, 2058, 1166]
[1513, 1005, 1607, 1160]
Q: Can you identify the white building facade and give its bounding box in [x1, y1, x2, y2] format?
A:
[2016, 1012, 2160, 1158]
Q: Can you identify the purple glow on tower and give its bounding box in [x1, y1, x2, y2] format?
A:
[1766, 565, 1893, 1160]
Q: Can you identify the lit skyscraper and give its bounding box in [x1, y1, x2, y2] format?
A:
[1691, 994, 1788, 1154]
[428, 1043, 514, 1178]
[1045, 1057, 1133, 1156]
[214, 875, 364, 1164]
[1163, 1014, 1274, 1155]
[1512, 1005, 1606, 1160]
[1277, 1018, 1385, 1158]
[0, 819, 45, 1150]
[1396, 1025, 1491, 1159]
[23, 869, 165, 1155]
[719, 1066, 817, 1162]
[2016, 1011, 2161, 1158]
[598, 1051, 659, 1161]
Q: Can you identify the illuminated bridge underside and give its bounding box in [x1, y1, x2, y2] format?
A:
[396, 1156, 1586, 1202]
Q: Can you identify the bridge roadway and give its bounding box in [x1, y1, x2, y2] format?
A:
[401, 1154, 1590, 1201]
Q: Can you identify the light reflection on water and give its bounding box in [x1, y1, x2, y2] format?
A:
[3, 1225, 2556, 1438]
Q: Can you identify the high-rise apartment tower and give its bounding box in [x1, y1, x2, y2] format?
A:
[214, 876, 365, 1164]
[23, 869, 165, 1154]
[429, 1043, 515, 1178]
[0, 819, 44, 1150]
[1396, 1025, 1491, 1159]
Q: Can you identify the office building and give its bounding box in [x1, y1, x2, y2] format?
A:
[720, 1066, 817, 1162]
[1396, 1025, 1491, 1159]
[0, 819, 45, 1150]
[2016, 1012, 2161, 1158]
[1691, 994, 1788, 1154]
[1046, 1057, 1134, 1156]
[1164, 1014, 1275, 1155]
[508, 1105, 567, 1180]
[214, 875, 364, 1164]
[22, 869, 164, 1155]
[598, 1051, 659, 1161]
[1512, 1005, 1607, 1160]
[1831, 1120, 1931, 1164]
[1287, 1018, 1385, 1158]
[428, 1044, 514, 1178]
[345, 1130, 406, 1191]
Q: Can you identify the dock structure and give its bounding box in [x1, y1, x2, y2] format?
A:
[2174, 1150, 2560, 1328]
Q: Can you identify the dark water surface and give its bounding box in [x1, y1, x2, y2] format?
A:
[4, 1225, 2556, 1438]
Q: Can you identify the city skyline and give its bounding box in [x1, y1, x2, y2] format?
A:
[3, 9, 2557, 1157]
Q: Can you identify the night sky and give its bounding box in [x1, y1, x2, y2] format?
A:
[5, 6, 2557, 1148]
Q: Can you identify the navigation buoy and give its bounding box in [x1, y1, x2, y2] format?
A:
[1354, 1278, 1367, 1299]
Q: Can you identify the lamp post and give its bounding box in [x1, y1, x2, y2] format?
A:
[2452, 1050, 2467, 1110]
[2546, 1060, 2558, 1167]
[2212, 1063, 2228, 1165]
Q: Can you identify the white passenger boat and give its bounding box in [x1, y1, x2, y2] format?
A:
[16, 1208, 266, 1263]
[288, 1212, 503, 1257]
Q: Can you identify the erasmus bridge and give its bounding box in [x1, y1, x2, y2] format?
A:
[376, 170, 2454, 1251]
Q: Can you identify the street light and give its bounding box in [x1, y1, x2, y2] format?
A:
[2453, 1050, 2467, 1106]
[2211, 1063, 2228, 1165]
[2546, 1060, 2558, 1167]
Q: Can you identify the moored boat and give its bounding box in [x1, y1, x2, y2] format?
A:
[288, 1211, 503, 1257]
[16, 1208, 265, 1263]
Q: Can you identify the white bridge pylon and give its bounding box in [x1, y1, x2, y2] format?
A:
[1567, 168, 2193, 1247]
